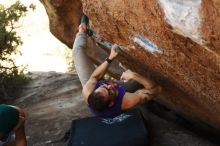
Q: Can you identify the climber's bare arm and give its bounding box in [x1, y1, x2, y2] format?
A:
[122, 89, 155, 110]
[82, 44, 119, 103]
[10, 106, 27, 146]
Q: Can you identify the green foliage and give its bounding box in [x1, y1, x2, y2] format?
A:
[0, 1, 32, 98]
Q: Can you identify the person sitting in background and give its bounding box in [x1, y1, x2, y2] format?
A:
[72, 15, 161, 118]
[0, 104, 26, 146]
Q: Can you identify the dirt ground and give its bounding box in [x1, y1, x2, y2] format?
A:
[12, 72, 219, 146]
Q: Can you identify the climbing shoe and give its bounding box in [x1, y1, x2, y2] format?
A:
[80, 14, 93, 36]
[81, 15, 89, 26]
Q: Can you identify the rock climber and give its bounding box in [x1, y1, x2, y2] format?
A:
[72, 15, 161, 118]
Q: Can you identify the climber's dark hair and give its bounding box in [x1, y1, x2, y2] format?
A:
[88, 91, 110, 112]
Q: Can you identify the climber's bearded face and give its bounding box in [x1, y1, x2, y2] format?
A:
[95, 82, 118, 106]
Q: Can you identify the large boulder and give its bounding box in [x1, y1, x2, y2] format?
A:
[40, 0, 220, 130]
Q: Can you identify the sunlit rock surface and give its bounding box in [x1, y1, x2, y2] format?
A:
[40, 0, 220, 130]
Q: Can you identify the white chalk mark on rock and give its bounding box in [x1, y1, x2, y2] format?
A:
[132, 35, 163, 55]
[158, 0, 203, 44]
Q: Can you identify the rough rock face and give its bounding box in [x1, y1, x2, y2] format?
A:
[40, 0, 83, 48]
[40, 0, 220, 130]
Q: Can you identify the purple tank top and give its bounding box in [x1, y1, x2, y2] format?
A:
[88, 80, 126, 118]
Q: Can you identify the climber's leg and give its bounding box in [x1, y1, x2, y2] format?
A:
[72, 15, 95, 86]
